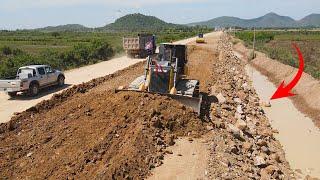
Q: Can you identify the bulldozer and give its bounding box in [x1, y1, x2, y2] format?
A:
[116, 43, 202, 114]
[196, 33, 205, 43]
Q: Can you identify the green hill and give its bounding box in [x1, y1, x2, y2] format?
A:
[35, 24, 92, 32]
[189, 13, 320, 28]
[100, 13, 186, 32]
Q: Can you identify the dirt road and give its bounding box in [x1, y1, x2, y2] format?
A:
[234, 41, 320, 178]
[246, 63, 320, 178]
[0, 36, 201, 124]
[147, 137, 210, 180]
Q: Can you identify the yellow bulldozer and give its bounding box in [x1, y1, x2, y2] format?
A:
[116, 43, 202, 114]
[196, 33, 205, 43]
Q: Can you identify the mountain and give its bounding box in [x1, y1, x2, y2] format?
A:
[35, 24, 92, 32]
[299, 14, 320, 27]
[100, 13, 185, 32]
[189, 16, 248, 28]
[189, 13, 320, 28]
[249, 13, 297, 28]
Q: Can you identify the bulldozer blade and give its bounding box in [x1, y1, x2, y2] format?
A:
[170, 94, 203, 115]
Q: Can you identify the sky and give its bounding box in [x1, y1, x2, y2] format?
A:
[0, 0, 319, 29]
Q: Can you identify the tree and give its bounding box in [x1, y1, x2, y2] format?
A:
[1, 46, 12, 55]
[51, 32, 60, 38]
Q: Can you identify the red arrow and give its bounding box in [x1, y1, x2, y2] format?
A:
[270, 43, 304, 100]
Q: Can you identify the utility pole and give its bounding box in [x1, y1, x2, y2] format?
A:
[252, 27, 256, 59]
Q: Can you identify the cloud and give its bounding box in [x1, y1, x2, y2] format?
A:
[1, 0, 210, 10]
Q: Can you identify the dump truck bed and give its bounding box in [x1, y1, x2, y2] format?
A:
[123, 35, 155, 50]
[123, 37, 140, 50]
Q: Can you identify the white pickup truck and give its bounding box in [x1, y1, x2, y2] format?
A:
[0, 65, 65, 97]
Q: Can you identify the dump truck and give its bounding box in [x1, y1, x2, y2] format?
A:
[123, 34, 156, 58]
[0, 65, 65, 97]
[196, 33, 205, 43]
[116, 43, 202, 114]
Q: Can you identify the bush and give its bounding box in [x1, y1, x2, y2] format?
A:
[0, 54, 38, 78]
[1, 46, 13, 55]
[89, 40, 114, 60]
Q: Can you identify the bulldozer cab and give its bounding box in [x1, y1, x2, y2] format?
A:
[198, 33, 204, 38]
[158, 43, 187, 73]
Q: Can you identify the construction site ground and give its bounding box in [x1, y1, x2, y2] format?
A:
[0, 32, 299, 179]
[234, 41, 320, 178]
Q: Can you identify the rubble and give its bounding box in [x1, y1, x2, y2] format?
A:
[206, 33, 293, 179]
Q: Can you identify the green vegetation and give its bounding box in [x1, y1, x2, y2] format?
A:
[0, 40, 114, 78]
[101, 13, 187, 32]
[0, 13, 212, 79]
[0, 29, 209, 79]
[235, 30, 320, 79]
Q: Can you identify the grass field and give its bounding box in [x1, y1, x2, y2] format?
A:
[0, 30, 203, 54]
[0, 30, 205, 78]
[235, 30, 320, 79]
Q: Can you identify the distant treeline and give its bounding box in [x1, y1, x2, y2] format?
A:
[0, 29, 210, 79]
[235, 31, 320, 79]
[0, 40, 114, 79]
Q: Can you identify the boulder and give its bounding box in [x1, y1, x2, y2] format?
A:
[254, 156, 266, 167]
[235, 119, 247, 130]
[216, 93, 226, 104]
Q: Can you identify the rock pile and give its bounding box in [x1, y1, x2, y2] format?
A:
[207, 33, 294, 179]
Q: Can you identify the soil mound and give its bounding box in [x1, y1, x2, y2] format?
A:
[0, 91, 205, 179]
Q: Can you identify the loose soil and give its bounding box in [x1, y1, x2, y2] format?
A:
[0, 90, 206, 179]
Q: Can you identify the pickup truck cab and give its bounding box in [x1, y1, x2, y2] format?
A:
[0, 65, 65, 97]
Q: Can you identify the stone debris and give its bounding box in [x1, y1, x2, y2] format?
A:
[216, 93, 226, 104]
[206, 33, 293, 179]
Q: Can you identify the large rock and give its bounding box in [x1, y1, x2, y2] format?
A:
[242, 141, 253, 151]
[254, 156, 266, 167]
[235, 119, 247, 130]
[216, 93, 226, 104]
[233, 98, 242, 104]
[236, 105, 244, 114]
[227, 124, 244, 140]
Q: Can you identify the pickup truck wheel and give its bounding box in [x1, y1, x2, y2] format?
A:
[57, 75, 65, 87]
[28, 83, 39, 97]
[8, 92, 17, 98]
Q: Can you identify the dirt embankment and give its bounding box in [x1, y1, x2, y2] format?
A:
[0, 64, 206, 179]
[234, 42, 320, 128]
